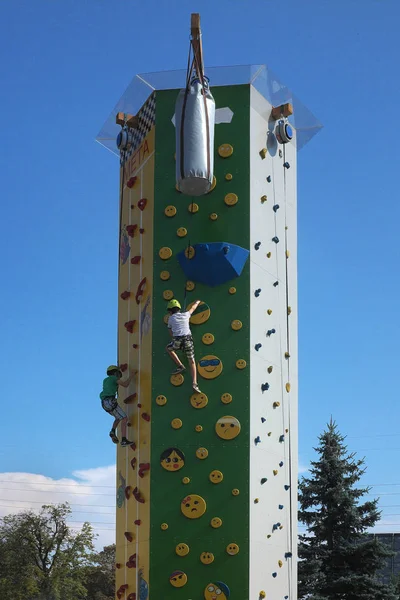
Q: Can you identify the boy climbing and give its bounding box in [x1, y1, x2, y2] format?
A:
[100, 366, 136, 446]
[166, 299, 202, 393]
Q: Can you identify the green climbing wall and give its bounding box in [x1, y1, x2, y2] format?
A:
[150, 85, 251, 598]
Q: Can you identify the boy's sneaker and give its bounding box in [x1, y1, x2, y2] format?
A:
[192, 383, 202, 394]
[109, 431, 119, 444]
[172, 365, 186, 375]
[120, 437, 134, 447]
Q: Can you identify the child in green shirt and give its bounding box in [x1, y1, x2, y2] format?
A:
[100, 365, 136, 446]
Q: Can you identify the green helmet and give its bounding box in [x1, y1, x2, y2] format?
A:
[167, 299, 181, 310]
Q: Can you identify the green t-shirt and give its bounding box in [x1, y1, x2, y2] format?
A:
[100, 375, 118, 400]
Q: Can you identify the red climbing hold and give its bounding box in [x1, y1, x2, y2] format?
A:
[120, 291, 131, 300]
[124, 320, 136, 333]
[119, 364, 128, 372]
[133, 486, 145, 504]
[127, 594, 137, 600]
[126, 224, 137, 237]
[124, 486, 132, 500]
[131, 457, 137, 470]
[117, 584, 129, 599]
[124, 532, 133, 542]
[124, 393, 137, 404]
[139, 228, 145, 234]
[130, 442, 137, 451]
[138, 463, 150, 478]
[137, 403, 142, 408]
[130, 204, 135, 209]
[132, 344, 139, 349]
[131, 255, 141, 265]
[128, 553, 137, 567]
[138, 198, 147, 211]
[141, 412, 150, 422]
[127, 176, 137, 188]
[135, 278, 147, 304]
[116, 563, 122, 569]
[134, 519, 141, 526]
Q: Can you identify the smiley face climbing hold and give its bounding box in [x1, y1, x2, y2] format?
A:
[163, 314, 170, 325]
[224, 193, 238, 206]
[235, 359, 247, 370]
[161, 522, 168, 530]
[188, 202, 199, 214]
[184, 246, 196, 259]
[176, 543, 190, 556]
[164, 205, 177, 217]
[182, 476, 190, 484]
[202, 333, 214, 345]
[225, 173, 233, 181]
[190, 392, 209, 409]
[198, 355, 223, 380]
[159, 247, 172, 260]
[210, 517, 222, 528]
[218, 143, 233, 158]
[221, 393, 232, 405]
[181, 494, 207, 519]
[209, 470, 223, 484]
[204, 582, 230, 600]
[231, 320, 242, 331]
[171, 418, 183, 429]
[160, 270, 170, 281]
[163, 290, 174, 300]
[209, 212, 218, 221]
[170, 373, 184, 386]
[186, 280, 195, 291]
[196, 447, 209, 460]
[195, 424, 203, 432]
[229, 286, 236, 294]
[155, 395, 167, 406]
[232, 488, 240, 496]
[169, 571, 187, 588]
[200, 552, 215, 565]
[177, 227, 187, 238]
[188, 301, 211, 325]
[160, 447, 185, 472]
[215, 416, 241, 440]
[209, 176, 217, 192]
[226, 543, 239, 556]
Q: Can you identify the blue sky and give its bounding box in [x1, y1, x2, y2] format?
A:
[1, 0, 400, 542]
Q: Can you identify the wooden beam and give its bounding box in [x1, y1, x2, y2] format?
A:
[115, 112, 139, 129]
[190, 13, 204, 77]
[271, 103, 294, 121]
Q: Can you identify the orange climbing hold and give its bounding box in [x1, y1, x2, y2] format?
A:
[124, 320, 136, 333]
[120, 291, 131, 300]
[124, 393, 137, 404]
[126, 224, 137, 237]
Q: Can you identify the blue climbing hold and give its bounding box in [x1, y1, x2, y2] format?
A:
[261, 477, 267, 484]
[261, 417, 266, 423]
[272, 204, 280, 212]
[266, 329, 276, 337]
[279, 461, 284, 467]
[272, 572, 277, 578]
[279, 435, 285, 443]
[261, 382, 270, 392]
[285, 552, 292, 559]
[272, 236, 279, 244]
[267, 175, 272, 182]
[279, 504, 284, 510]
[283, 161, 290, 169]
[255, 343, 262, 351]
[177, 242, 249, 287]
[255, 436, 261, 445]
[255, 288, 261, 297]
[254, 242, 261, 250]
[272, 523, 279, 531]
[284, 485, 290, 490]
[273, 281, 279, 287]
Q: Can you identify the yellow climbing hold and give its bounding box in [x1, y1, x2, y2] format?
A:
[226, 543, 239, 555]
[267, 366, 273, 374]
[163, 314, 170, 325]
[285, 352, 290, 359]
[209, 176, 217, 192]
[273, 401, 281, 408]
[209, 470, 223, 484]
[261, 195, 268, 204]
[209, 212, 218, 221]
[170, 373, 184, 386]
[286, 383, 291, 392]
[231, 320, 242, 331]
[232, 488, 240, 496]
[286, 250, 290, 258]
[163, 290, 174, 300]
[210, 517, 222, 528]
[287, 306, 292, 315]
[171, 418, 182, 429]
[259, 148, 268, 159]
[177, 227, 187, 237]
[279, 525, 284, 530]
[235, 359, 247, 370]
[188, 202, 199, 214]
[267, 309, 272, 315]
[254, 498, 259, 504]
[221, 393, 232, 404]
[182, 477, 190, 485]
[159, 247, 172, 259]
[198, 354, 223, 380]
[267, 534, 271, 538]
[225, 173, 233, 181]
[218, 143, 233, 158]
[184, 246, 196, 259]
[196, 447, 209, 460]
[160, 522, 168, 530]
[155, 395, 167, 406]
[200, 552, 214, 565]
[190, 392, 208, 409]
[201, 333, 214, 345]
[175, 183, 182, 193]
[268, 432, 272, 436]
[267, 252, 272, 258]
[176, 543, 189, 556]
[195, 424, 203, 432]
[160, 270, 170, 281]
[164, 205, 177, 217]
[224, 193, 238, 206]
[278, 560, 283, 568]
[285, 428, 289, 433]
[229, 286, 236, 294]
[259, 592, 266, 599]
[273, 469, 278, 476]
[186, 280, 195, 291]
[188, 301, 210, 324]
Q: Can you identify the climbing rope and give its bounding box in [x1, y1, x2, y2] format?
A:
[117, 145, 127, 366]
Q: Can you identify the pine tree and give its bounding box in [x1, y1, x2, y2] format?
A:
[298, 420, 397, 600]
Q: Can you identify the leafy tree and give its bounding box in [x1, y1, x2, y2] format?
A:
[84, 544, 115, 600]
[0, 503, 94, 600]
[298, 420, 397, 600]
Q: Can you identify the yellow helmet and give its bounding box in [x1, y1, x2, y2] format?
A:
[107, 365, 121, 375]
[167, 299, 181, 310]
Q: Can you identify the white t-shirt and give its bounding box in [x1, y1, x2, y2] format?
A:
[168, 311, 191, 337]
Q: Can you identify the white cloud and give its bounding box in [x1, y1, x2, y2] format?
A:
[0, 466, 116, 549]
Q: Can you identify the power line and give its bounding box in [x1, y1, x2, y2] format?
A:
[0, 498, 115, 508]
[0, 479, 115, 488]
[0, 487, 113, 496]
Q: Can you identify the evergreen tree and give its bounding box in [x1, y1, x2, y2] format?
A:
[298, 420, 397, 600]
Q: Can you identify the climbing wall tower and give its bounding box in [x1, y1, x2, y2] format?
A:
[97, 64, 320, 600]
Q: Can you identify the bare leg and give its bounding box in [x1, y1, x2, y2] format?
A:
[111, 418, 121, 432]
[166, 347, 185, 368]
[188, 357, 197, 386]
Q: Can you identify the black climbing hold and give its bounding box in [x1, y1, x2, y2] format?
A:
[266, 175, 272, 183]
[261, 478, 267, 484]
[255, 436, 261, 445]
[272, 236, 279, 244]
[273, 281, 279, 287]
[279, 434, 285, 442]
[279, 504, 284, 509]
[255, 288, 262, 297]
[223, 246, 230, 254]
[285, 552, 292, 559]
[279, 461, 284, 467]
[261, 382, 270, 392]
[254, 242, 261, 250]
[284, 485, 290, 491]
[272, 572, 277, 578]
[272, 204, 280, 212]
[283, 161, 290, 169]
[266, 329, 276, 337]
[279, 149, 283, 158]
[255, 343, 262, 351]
[261, 417, 266, 423]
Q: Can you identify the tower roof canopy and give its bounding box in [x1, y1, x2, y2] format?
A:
[96, 64, 322, 156]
